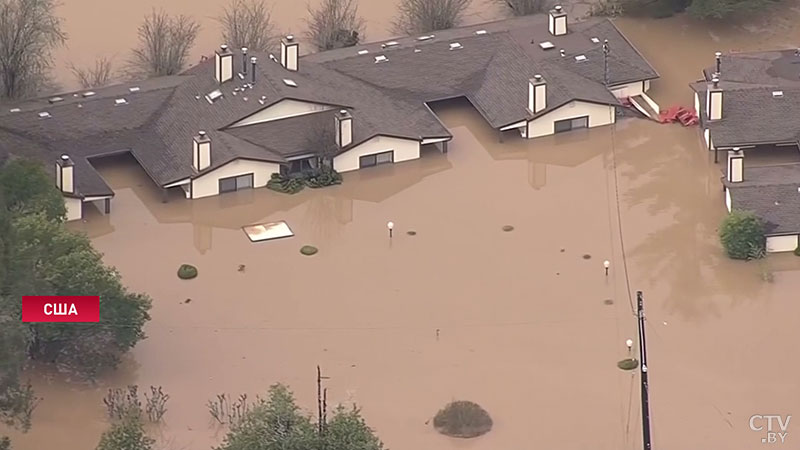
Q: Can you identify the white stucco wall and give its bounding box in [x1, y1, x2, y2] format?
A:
[333, 135, 420, 172]
[611, 81, 644, 99]
[767, 235, 799, 253]
[724, 188, 732, 213]
[694, 92, 700, 117]
[644, 80, 651, 91]
[525, 101, 616, 139]
[64, 196, 82, 221]
[191, 159, 280, 199]
[230, 100, 334, 127]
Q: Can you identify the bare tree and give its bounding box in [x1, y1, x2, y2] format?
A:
[218, 0, 275, 52]
[306, 0, 365, 51]
[500, 0, 550, 15]
[393, 0, 471, 35]
[0, 0, 66, 99]
[128, 10, 199, 78]
[69, 57, 115, 88]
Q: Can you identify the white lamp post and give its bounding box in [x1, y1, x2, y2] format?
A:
[387, 221, 394, 238]
[604, 260, 610, 276]
[626, 338, 633, 356]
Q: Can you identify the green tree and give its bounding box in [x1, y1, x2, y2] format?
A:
[687, 0, 772, 19]
[0, 158, 65, 222]
[325, 405, 383, 450]
[719, 209, 765, 260]
[95, 414, 154, 450]
[0, 317, 36, 431]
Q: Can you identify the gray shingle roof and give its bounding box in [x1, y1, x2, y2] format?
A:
[726, 164, 800, 235]
[0, 14, 655, 197]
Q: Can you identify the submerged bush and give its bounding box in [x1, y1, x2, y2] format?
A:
[433, 401, 492, 438]
[617, 358, 639, 370]
[719, 210, 765, 260]
[267, 167, 343, 194]
[177, 264, 198, 279]
[300, 245, 319, 256]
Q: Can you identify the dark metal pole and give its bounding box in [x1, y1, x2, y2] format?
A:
[603, 39, 610, 87]
[637, 291, 653, 450]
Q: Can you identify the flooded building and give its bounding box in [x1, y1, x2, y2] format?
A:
[693, 50, 800, 252]
[0, 7, 656, 222]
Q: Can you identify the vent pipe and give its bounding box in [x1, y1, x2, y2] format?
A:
[242, 47, 248, 76]
[715, 51, 722, 76]
[250, 57, 257, 84]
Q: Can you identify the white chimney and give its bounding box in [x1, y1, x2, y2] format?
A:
[55, 154, 74, 194]
[281, 35, 299, 72]
[193, 131, 211, 171]
[528, 74, 547, 114]
[727, 148, 743, 183]
[548, 5, 568, 36]
[335, 110, 353, 148]
[707, 77, 723, 120]
[215, 45, 234, 84]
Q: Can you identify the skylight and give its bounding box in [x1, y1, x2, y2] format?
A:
[591, 37, 600, 43]
[115, 98, 128, 105]
[82, 91, 96, 97]
[381, 41, 399, 48]
[449, 42, 463, 50]
[48, 96, 64, 104]
[539, 41, 555, 50]
[38, 111, 51, 118]
[414, 48, 421, 53]
[574, 54, 587, 62]
[416, 35, 435, 41]
[9, 108, 20, 113]
[205, 89, 224, 103]
[283, 79, 298, 87]
[374, 55, 388, 63]
[475, 29, 487, 35]
[773, 90, 784, 98]
[129, 86, 141, 92]
[357, 49, 369, 55]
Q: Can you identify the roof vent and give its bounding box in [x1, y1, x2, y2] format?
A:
[269, 54, 278, 63]
[414, 48, 421, 53]
[560, 49, 566, 57]
[374, 55, 388, 63]
[539, 41, 555, 50]
[82, 91, 96, 97]
[574, 54, 587, 62]
[48, 96, 64, 104]
[38, 111, 51, 119]
[9, 108, 20, 113]
[114, 98, 128, 105]
[357, 49, 369, 55]
[449, 42, 463, 50]
[205, 89, 224, 103]
[416, 34, 435, 41]
[591, 37, 600, 44]
[129, 86, 141, 93]
[381, 41, 399, 48]
[283, 79, 298, 87]
[475, 29, 487, 35]
[772, 90, 784, 98]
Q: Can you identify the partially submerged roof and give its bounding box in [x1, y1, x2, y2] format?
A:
[0, 13, 656, 197]
[726, 164, 800, 235]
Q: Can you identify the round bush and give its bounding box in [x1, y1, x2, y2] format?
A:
[433, 401, 493, 438]
[177, 264, 197, 280]
[617, 358, 639, 371]
[719, 210, 765, 260]
[300, 245, 318, 256]
[502, 225, 514, 232]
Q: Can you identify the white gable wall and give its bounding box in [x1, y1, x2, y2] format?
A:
[191, 159, 280, 198]
[767, 235, 799, 253]
[525, 101, 616, 139]
[230, 100, 334, 127]
[611, 81, 645, 99]
[334, 136, 420, 172]
[64, 196, 83, 221]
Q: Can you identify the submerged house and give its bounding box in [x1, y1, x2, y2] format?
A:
[0, 8, 657, 221]
[693, 50, 800, 252]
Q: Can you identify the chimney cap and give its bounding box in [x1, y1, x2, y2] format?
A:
[60, 154, 70, 161]
[712, 76, 720, 83]
[339, 109, 348, 114]
[220, 44, 228, 51]
[286, 34, 295, 41]
[715, 51, 722, 57]
[534, 74, 543, 81]
[554, 5, 563, 12]
[198, 130, 207, 137]
[251, 56, 257, 63]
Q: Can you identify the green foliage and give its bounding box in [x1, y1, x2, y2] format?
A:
[300, 245, 318, 256]
[687, 0, 773, 19]
[0, 318, 37, 431]
[433, 401, 493, 438]
[617, 358, 639, 370]
[177, 264, 198, 280]
[501, 0, 549, 15]
[794, 246, 800, 257]
[217, 384, 384, 450]
[0, 436, 10, 450]
[95, 414, 154, 450]
[0, 159, 66, 222]
[267, 168, 342, 195]
[719, 210, 765, 260]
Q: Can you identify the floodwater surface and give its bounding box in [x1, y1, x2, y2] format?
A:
[5, 3, 800, 450]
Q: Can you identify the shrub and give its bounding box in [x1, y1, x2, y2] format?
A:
[719, 210, 765, 260]
[177, 264, 198, 279]
[305, 167, 343, 188]
[795, 246, 800, 257]
[267, 173, 306, 194]
[300, 245, 318, 256]
[617, 358, 639, 370]
[306, 0, 365, 51]
[267, 168, 343, 194]
[433, 400, 492, 438]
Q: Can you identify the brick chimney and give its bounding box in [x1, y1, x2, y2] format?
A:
[727, 148, 743, 183]
[215, 44, 234, 84]
[548, 5, 567, 36]
[281, 35, 299, 72]
[528, 74, 547, 114]
[193, 131, 211, 171]
[55, 154, 74, 194]
[335, 110, 353, 148]
[707, 77, 723, 121]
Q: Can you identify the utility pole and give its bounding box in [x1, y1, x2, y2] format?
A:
[637, 291, 652, 450]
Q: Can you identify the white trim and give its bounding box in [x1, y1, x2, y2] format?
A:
[286, 153, 317, 161]
[164, 178, 191, 188]
[421, 137, 450, 145]
[82, 195, 113, 202]
[500, 121, 526, 131]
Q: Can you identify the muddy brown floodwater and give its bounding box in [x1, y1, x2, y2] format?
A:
[5, 4, 800, 450]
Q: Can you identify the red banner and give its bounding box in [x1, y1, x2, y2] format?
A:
[22, 296, 100, 323]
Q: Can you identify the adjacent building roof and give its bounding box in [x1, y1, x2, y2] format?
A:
[725, 164, 800, 235]
[693, 50, 800, 148]
[0, 13, 656, 199]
